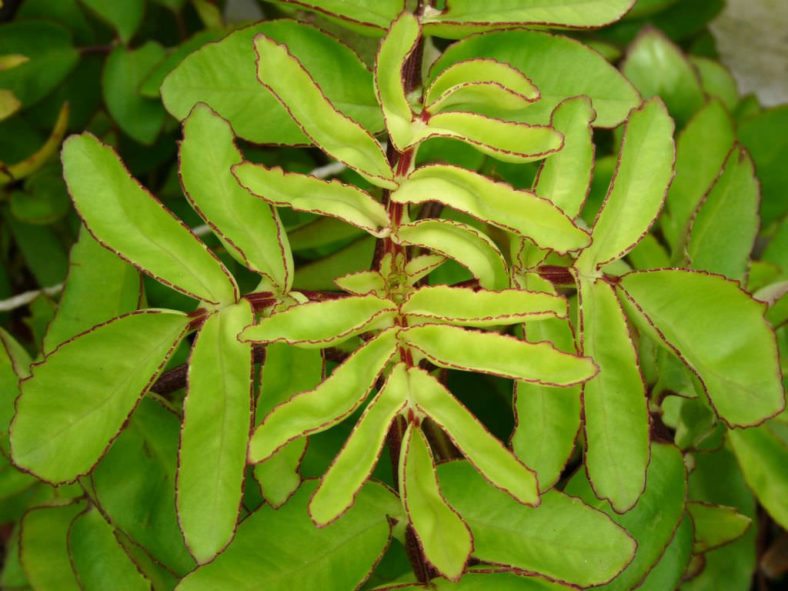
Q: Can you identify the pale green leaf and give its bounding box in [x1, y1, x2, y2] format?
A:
[181, 104, 292, 291]
[405, 254, 446, 284]
[401, 425, 472, 581]
[620, 270, 784, 427]
[409, 367, 539, 505]
[579, 278, 650, 512]
[233, 161, 389, 236]
[310, 363, 408, 526]
[690, 56, 739, 112]
[254, 34, 394, 188]
[392, 165, 589, 253]
[248, 329, 398, 462]
[576, 99, 675, 271]
[268, 0, 404, 34]
[402, 324, 597, 386]
[335, 270, 386, 296]
[178, 302, 253, 563]
[11, 311, 189, 484]
[140, 30, 224, 98]
[62, 133, 238, 305]
[241, 295, 396, 347]
[438, 461, 636, 587]
[402, 285, 565, 327]
[80, 0, 144, 43]
[394, 219, 508, 290]
[687, 501, 752, 553]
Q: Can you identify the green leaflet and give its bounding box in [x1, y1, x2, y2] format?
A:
[405, 254, 447, 284]
[438, 461, 636, 587]
[422, 0, 636, 37]
[20, 501, 86, 591]
[636, 516, 692, 591]
[401, 424, 472, 581]
[68, 508, 150, 591]
[293, 236, 376, 291]
[387, 572, 576, 590]
[161, 20, 383, 144]
[687, 501, 752, 553]
[181, 104, 292, 291]
[576, 99, 675, 272]
[392, 165, 589, 254]
[621, 29, 705, 128]
[690, 56, 738, 112]
[43, 228, 140, 355]
[1, 329, 32, 456]
[662, 99, 735, 250]
[233, 161, 389, 236]
[179, 480, 396, 591]
[425, 59, 539, 114]
[394, 220, 509, 290]
[409, 367, 539, 506]
[565, 443, 686, 591]
[429, 31, 639, 128]
[402, 286, 565, 327]
[248, 328, 398, 462]
[728, 425, 788, 529]
[579, 278, 650, 512]
[11, 311, 189, 484]
[620, 270, 784, 427]
[254, 34, 394, 188]
[80, 0, 143, 43]
[687, 147, 759, 281]
[375, 12, 419, 151]
[267, 0, 405, 34]
[402, 324, 597, 386]
[61, 134, 238, 305]
[310, 363, 407, 526]
[335, 270, 386, 296]
[178, 301, 253, 564]
[241, 295, 396, 347]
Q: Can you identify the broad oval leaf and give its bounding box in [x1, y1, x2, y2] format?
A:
[438, 461, 636, 587]
[233, 161, 389, 236]
[576, 99, 675, 271]
[402, 324, 597, 386]
[178, 480, 396, 591]
[11, 311, 189, 484]
[61, 133, 238, 305]
[394, 219, 509, 290]
[254, 34, 394, 188]
[409, 367, 539, 505]
[429, 31, 640, 128]
[181, 104, 292, 291]
[178, 301, 254, 564]
[241, 295, 396, 347]
[579, 278, 650, 512]
[687, 501, 752, 553]
[248, 328, 398, 462]
[392, 165, 589, 254]
[401, 424, 472, 581]
[619, 270, 784, 427]
[402, 285, 566, 327]
[267, 0, 405, 35]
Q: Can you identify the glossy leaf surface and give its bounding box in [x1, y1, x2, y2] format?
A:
[620, 270, 784, 427]
[687, 501, 752, 553]
[62, 134, 238, 305]
[11, 311, 189, 483]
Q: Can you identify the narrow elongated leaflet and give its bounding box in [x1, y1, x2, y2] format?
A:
[233, 161, 389, 236]
[688, 502, 752, 553]
[429, 31, 639, 128]
[404, 324, 596, 385]
[579, 277, 650, 512]
[241, 295, 396, 347]
[409, 367, 539, 505]
[248, 328, 398, 463]
[375, 12, 419, 151]
[620, 270, 784, 427]
[61, 134, 238, 305]
[576, 99, 675, 271]
[401, 424, 472, 581]
[393, 165, 589, 253]
[438, 461, 636, 587]
[310, 363, 408, 526]
[422, 0, 636, 37]
[11, 311, 190, 483]
[402, 286, 566, 327]
[334, 270, 386, 296]
[267, 0, 405, 34]
[394, 219, 509, 290]
[178, 301, 253, 563]
[254, 35, 394, 188]
[405, 254, 446, 284]
[181, 104, 292, 291]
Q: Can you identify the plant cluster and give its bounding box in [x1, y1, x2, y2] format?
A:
[0, 0, 787, 590]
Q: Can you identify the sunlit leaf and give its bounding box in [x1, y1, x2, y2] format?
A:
[335, 270, 386, 296]
[687, 501, 752, 553]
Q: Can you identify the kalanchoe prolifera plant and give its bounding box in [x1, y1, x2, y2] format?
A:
[2, 0, 786, 589]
